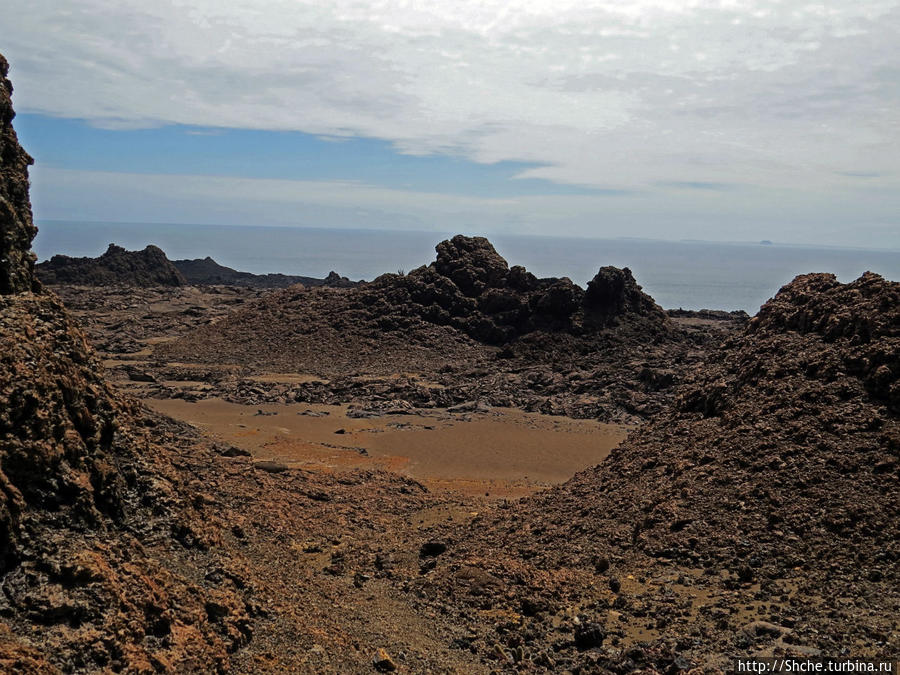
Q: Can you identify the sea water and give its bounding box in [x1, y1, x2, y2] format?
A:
[33, 220, 900, 313]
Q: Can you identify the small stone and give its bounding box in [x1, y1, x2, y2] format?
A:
[420, 541, 448, 557]
[574, 622, 606, 649]
[372, 648, 397, 671]
[737, 565, 754, 583]
[218, 445, 250, 457]
[740, 620, 790, 639]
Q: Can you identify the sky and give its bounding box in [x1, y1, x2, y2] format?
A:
[3, 0, 899, 248]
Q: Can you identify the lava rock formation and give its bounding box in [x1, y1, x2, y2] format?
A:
[36, 243, 188, 287]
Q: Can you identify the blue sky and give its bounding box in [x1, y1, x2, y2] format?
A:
[16, 114, 604, 197]
[4, 0, 900, 248]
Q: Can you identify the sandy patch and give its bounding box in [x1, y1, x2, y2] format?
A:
[148, 398, 628, 497]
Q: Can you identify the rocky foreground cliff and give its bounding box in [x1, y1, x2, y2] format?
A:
[0, 55, 38, 295]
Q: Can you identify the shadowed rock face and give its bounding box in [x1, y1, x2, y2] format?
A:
[585, 265, 662, 322]
[433, 235, 510, 297]
[37, 243, 188, 286]
[0, 54, 38, 295]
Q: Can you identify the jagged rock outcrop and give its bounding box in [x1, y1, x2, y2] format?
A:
[360, 235, 669, 345]
[36, 243, 187, 287]
[0, 52, 250, 671]
[172, 255, 356, 288]
[0, 54, 38, 295]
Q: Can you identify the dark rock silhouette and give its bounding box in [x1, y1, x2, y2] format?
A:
[36, 243, 187, 286]
[173, 254, 356, 288]
[0, 54, 38, 294]
[373, 234, 669, 345]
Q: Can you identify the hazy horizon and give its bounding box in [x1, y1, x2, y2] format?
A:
[31, 218, 900, 256]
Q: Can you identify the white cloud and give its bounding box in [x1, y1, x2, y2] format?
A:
[3, 0, 899, 194]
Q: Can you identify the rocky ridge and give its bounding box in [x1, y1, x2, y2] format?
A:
[173, 256, 356, 289]
[37, 243, 187, 287]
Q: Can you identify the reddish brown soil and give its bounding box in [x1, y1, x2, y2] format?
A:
[146, 399, 628, 497]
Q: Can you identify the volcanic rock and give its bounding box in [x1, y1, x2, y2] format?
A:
[0, 54, 38, 295]
[160, 235, 670, 376]
[428, 270, 900, 665]
[36, 243, 187, 286]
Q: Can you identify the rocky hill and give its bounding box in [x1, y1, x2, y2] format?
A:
[167, 235, 668, 360]
[368, 235, 669, 344]
[37, 243, 187, 286]
[172, 255, 356, 288]
[420, 271, 899, 669]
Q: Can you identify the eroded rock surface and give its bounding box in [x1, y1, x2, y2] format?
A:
[0, 52, 251, 672]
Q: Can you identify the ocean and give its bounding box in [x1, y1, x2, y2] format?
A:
[33, 220, 900, 314]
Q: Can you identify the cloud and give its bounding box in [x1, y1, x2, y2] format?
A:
[4, 0, 899, 193]
[657, 181, 737, 191]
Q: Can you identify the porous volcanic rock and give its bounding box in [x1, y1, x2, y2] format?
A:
[551, 271, 899, 571]
[423, 271, 900, 668]
[36, 243, 187, 287]
[377, 235, 668, 344]
[0, 295, 253, 671]
[0, 54, 38, 295]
